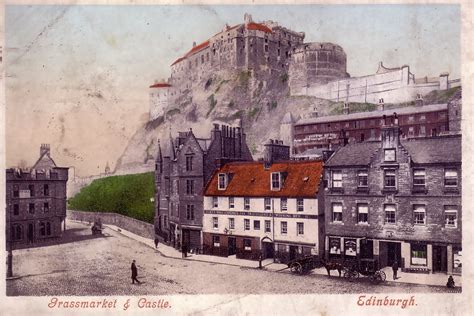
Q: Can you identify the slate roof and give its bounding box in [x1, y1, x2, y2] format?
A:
[296, 103, 447, 126]
[326, 135, 461, 167]
[204, 160, 323, 198]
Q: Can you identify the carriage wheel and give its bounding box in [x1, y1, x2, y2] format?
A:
[290, 262, 303, 275]
[343, 269, 359, 281]
[372, 271, 386, 284]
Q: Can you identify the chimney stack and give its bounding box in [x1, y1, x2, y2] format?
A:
[263, 139, 290, 166]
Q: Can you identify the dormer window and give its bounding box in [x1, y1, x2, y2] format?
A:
[218, 173, 227, 190]
[384, 149, 396, 162]
[271, 172, 281, 191]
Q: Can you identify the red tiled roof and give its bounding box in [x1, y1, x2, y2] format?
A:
[170, 40, 210, 66]
[246, 22, 272, 33]
[149, 83, 171, 88]
[204, 161, 323, 198]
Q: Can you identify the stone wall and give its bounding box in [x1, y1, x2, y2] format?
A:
[67, 210, 154, 239]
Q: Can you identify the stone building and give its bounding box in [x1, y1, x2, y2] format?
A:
[291, 101, 457, 155]
[323, 120, 461, 275]
[5, 144, 69, 249]
[149, 81, 171, 121]
[155, 124, 253, 252]
[202, 140, 325, 263]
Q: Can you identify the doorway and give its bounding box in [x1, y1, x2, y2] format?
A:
[360, 239, 374, 259]
[432, 245, 447, 273]
[379, 241, 401, 267]
[228, 237, 236, 256]
[263, 242, 274, 259]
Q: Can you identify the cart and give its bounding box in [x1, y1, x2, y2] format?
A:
[287, 256, 316, 275]
[343, 258, 386, 284]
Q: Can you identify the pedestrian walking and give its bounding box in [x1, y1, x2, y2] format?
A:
[131, 260, 140, 284]
[154, 237, 159, 249]
[446, 275, 455, 288]
[392, 260, 399, 280]
[181, 243, 187, 258]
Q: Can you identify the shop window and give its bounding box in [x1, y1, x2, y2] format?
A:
[212, 235, 220, 247]
[297, 198, 304, 212]
[186, 205, 195, 220]
[358, 171, 368, 187]
[228, 197, 234, 209]
[244, 239, 252, 251]
[332, 171, 342, 188]
[384, 204, 396, 224]
[281, 221, 287, 234]
[384, 170, 396, 188]
[357, 204, 368, 224]
[344, 239, 357, 257]
[244, 219, 250, 230]
[280, 198, 287, 211]
[329, 237, 341, 256]
[254, 220, 260, 230]
[444, 206, 457, 228]
[453, 246, 462, 274]
[13, 204, 20, 216]
[264, 198, 271, 210]
[444, 169, 458, 187]
[212, 197, 218, 208]
[297, 222, 304, 235]
[212, 217, 218, 230]
[413, 205, 426, 225]
[332, 203, 343, 223]
[413, 169, 426, 187]
[244, 197, 250, 210]
[228, 218, 235, 230]
[265, 220, 271, 233]
[411, 244, 427, 265]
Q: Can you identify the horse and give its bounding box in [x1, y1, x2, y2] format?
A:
[320, 258, 343, 277]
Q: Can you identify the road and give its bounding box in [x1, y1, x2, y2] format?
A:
[6, 221, 457, 296]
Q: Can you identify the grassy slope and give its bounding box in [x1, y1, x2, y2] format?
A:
[68, 172, 155, 223]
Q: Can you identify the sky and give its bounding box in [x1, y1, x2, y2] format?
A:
[4, 5, 461, 176]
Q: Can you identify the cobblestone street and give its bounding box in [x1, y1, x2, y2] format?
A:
[6, 221, 458, 296]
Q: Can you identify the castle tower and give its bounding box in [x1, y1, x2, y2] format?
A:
[149, 80, 171, 121]
[280, 112, 295, 155]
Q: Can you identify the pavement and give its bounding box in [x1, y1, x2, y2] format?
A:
[98, 221, 461, 288]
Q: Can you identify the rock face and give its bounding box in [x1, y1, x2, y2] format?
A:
[114, 68, 334, 174]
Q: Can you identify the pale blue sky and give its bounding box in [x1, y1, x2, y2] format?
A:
[5, 5, 461, 175]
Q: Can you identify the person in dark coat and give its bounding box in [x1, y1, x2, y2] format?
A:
[446, 275, 455, 288]
[131, 260, 140, 284]
[181, 243, 187, 258]
[392, 260, 399, 280]
[154, 237, 159, 249]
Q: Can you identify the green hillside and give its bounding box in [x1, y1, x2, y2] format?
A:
[68, 172, 155, 223]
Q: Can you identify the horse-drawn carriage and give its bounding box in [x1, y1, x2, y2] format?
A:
[287, 255, 316, 275]
[343, 258, 386, 284]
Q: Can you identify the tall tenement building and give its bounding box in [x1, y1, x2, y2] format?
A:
[5, 144, 69, 249]
[155, 124, 253, 252]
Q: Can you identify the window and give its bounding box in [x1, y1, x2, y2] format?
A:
[212, 217, 218, 230]
[264, 198, 271, 210]
[444, 206, 457, 228]
[244, 197, 250, 210]
[228, 197, 234, 208]
[358, 171, 368, 187]
[244, 239, 252, 251]
[332, 203, 342, 222]
[13, 204, 19, 216]
[444, 169, 458, 187]
[46, 222, 51, 235]
[29, 184, 35, 197]
[420, 114, 426, 121]
[186, 156, 193, 171]
[385, 204, 396, 224]
[297, 198, 304, 212]
[411, 244, 427, 265]
[332, 171, 342, 188]
[44, 202, 49, 213]
[244, 219, 250, 230]
[13, 185, 19, 198]
[420, 125, 426, 135]
[29, 203, 35, 214]
[280, 198, 287, 211]
[413, 205, 426, 225]
[254, 220, 260, 230]
[186, 180, 195, 194]
[12, 225, 22, 241]
[297, 222, 304, 235]
[384, 170, 396, 188]
[357, 204, 368, 223]
[265, 220, 271, 233]
[384, 149, 396, 162]
[43, 184, 49, 196]
[213, 235, 220, 247]
[413, 170, 426, 187]
[228, 218, 235, 230]
[271, 172, 281, 190]
[186, 205, 195, 220]
[408, 126, 415, 137]
[40, 222, 46, 236]
[212, 197, 218, 208]
[218, 173, 227, 190]
[281, 221, 288, 234]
